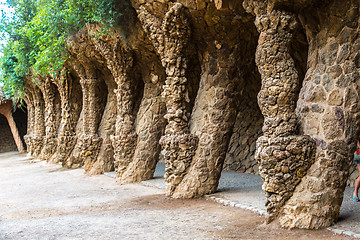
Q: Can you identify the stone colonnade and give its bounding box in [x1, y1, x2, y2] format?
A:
[22, 0, 360, 230]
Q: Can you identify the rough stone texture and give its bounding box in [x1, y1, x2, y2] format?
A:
[66, 32, 108, 169]
[23, 91, 35, 154]
[243, 3, 316, 224]
[89, 30, 139, 178]
[117, 53, 166, 183]
[24, 79, 45, 157]
[19, 0, 360, 231]
[0, 114, 17, 152]
[278, 0, 360, 229]
[224, 79, 263, 174]
[38, 77, 61, 161]
[136, 0, 261, 198]
[138, 3, 199, 197]
[49, 70, 82, 165]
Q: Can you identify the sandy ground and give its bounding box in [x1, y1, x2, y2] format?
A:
[145, 162, 360, 236]
[0, 152, 353, 240]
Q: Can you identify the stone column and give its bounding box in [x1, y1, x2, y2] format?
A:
[39, 78, 59, 160]
[90, 25, 166, 181]
[31, 87, 46, 157]
[23, 92, 34, 154]
[78, 77, 102, 169]
[0, 101, 25, 152]
[279, 2, 360, 229]
[85, 31, 136, 177]
[251, 9, 315, 222]
[50, 72, 80, 164]
[110, 74, 138, 179]
[167, 51, 241, 198]
[138, 3, 198, 197]
[120, 80, 166, 183]
[62, 53, 103, 169]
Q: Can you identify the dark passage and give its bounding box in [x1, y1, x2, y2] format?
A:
[0, 106, 27, 153]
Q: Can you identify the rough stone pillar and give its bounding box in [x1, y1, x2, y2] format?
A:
[120, 79, 166, 183]
[78, 77, 102, 169]
[31, 86, 46, 157]
[92, 82, 116, 174]
[88, 31, 137, 177]
[246, 7, 316, 222]
[90, 24, 166, 181]
[39, 78, 59, 161]
[167, 50, 241, 198]
[23, 92, 35, 153]
[49, 72, 80, 164]
[138, 3, 198, 196]
[110, 74, 138, 179]
[0, 101, 25, 152]
[66, 32, 109, 169]
[278, 1, 360, 229]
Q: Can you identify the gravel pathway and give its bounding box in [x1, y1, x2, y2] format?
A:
[0, 152, 356, 239]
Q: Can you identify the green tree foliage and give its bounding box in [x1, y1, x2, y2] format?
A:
[0, 0, 128, 98]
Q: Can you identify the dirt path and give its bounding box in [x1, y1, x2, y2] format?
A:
[0, 152, 352, 240]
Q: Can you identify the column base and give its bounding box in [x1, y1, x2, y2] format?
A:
[31, 136, 44, 157]
[39, 137, 57, 161]
[111, 133, 137, 180]
[50, 135, 77, 164]
[24, 135, 34, 155]
[159, 133, 198, 198]
[256, 135, 316, 222]
[80, 135, 102, 171]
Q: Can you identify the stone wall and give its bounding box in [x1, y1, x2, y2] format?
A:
[224, 98, 263, 173]
[224, 71, 263, 173]
[0, 114, 16, 153]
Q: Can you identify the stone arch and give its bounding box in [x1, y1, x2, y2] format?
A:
[0, 111, 18, 153]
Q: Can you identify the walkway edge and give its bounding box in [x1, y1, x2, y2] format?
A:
[327, 227, 360, 239]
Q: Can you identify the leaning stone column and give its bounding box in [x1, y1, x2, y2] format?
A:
[247, 8, 316, 222]
[138, 3, 198, 196]
[278, 2, 360, 228]
[90, 23, 167, 180]
[39, 78, 59, 161]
